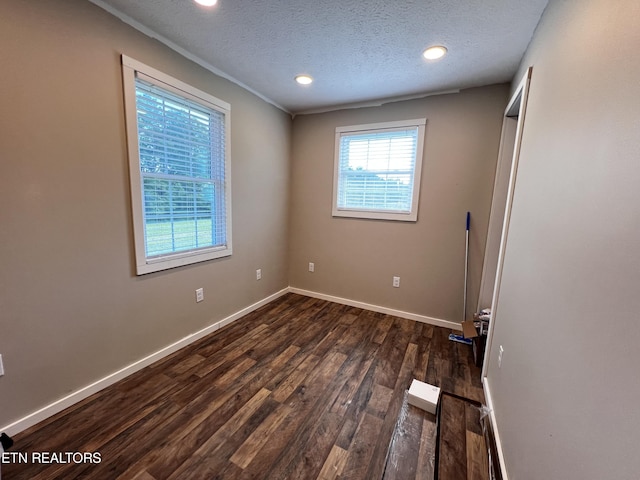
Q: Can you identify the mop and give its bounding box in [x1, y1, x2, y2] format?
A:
[449, 212, 472, 345]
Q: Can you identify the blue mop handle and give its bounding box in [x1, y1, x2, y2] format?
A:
[463, 212, 470, 322]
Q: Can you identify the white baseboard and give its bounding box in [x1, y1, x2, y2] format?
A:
[288, 287, 461, 331]
[2, 286, 459, 437]
[483, 376, 509, 480]
[0, 288, 289, 437]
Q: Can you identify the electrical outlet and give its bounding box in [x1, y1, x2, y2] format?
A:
[256, 269, 262, 280]
[195, 288, 204, 303]
[393, 276, 400, 288]
[498, 345, 504, 368]
[0, 354, 4, 377]
[308, 262, 315, 273]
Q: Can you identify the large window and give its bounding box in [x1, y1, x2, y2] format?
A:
[122, 56, 232, 275]
[332, 119, 426, 221]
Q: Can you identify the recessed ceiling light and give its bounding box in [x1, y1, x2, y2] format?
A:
[295, 74, 313, 85]
[194, 0, 218, 6]
[423, 45, 447, 60]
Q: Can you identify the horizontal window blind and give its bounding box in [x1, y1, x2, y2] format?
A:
[337, 128, 419, 213]
[135, 78, 227, 258]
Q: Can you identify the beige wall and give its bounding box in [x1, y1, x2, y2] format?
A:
[289, 86, 508, 323]
[0, 0, 291, 427]
[486, 0, 640, 478]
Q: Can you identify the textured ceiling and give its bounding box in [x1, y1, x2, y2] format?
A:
[90, 0, 548, 113]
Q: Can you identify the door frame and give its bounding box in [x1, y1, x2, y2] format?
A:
[481, 67, 533, 379]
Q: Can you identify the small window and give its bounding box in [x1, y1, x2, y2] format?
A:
[122, 56, 232, 275]
[332, 119, 426, 221]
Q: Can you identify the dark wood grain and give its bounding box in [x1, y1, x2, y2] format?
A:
[3, 293, 486, 480]
[432, 393, 490, 480]
[438, 396, 468, 480]
[416, 416, 437, 480]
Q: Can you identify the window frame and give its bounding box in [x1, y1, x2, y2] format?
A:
[121, 55, 232, 275]
[332, 118, 426, 222]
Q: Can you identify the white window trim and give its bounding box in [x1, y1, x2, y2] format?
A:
[121, 55, 233, 275]
[332, 118, 426, 222]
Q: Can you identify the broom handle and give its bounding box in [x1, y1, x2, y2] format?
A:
[463, 212, 470, 322]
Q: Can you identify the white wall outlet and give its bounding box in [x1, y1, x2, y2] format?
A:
[195, 288, 204, 303]
[256, 269, 262, 280]
[498, 345, 504, 368]
[308, 262, 315, 273]
[393, 276, 400, 288]
[0, 354, 4, 376]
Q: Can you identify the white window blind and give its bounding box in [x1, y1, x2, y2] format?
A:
[135, 78, 227, 257]
[122, 56, 232, 275]
[333, 119, 426, 221]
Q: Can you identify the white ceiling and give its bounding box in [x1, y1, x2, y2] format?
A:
[91, 0, 548, 114]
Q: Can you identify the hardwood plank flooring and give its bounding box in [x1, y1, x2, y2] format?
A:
[2, 293, 486, 480]
[434, 394, 489, 480]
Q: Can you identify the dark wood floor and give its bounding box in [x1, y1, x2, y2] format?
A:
[3, 293, 486, 480]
